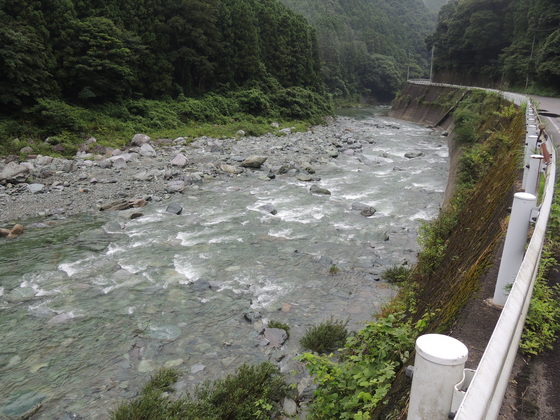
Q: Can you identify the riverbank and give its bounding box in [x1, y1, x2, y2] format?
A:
[1, 115, 391, 226]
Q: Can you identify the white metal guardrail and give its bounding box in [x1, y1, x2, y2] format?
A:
[405, 82, 557, 420]
[453, 101, 556, 420]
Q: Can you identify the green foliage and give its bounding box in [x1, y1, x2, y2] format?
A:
[328, 264, 340, 275]
[112, 362, 289, 420]
[416, 209, 457, 275]
[29, 98, 88, 134]
[458, 143, 493, 187]
[453, 108, 481, 144]
[0, 0, 327, 117]
[279, 0, 438, 101]
[300, 317, 349, 354]
[382, 265, 411, 284]
[298, 313, 416, 419]
[520, 242, 560, 356]
[0, 88, 332, 157]
[429, 0, 560, 92]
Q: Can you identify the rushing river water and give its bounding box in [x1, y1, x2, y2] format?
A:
[0, 107, 448, 419]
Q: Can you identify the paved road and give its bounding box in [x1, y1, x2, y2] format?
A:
[532, 95, 560, 148]
[408, 80, 560, 145]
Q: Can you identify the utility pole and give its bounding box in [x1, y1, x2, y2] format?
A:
[407, 50, 410, 81]
[429, 45, 434, 83]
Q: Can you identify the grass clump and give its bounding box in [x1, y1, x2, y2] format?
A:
[382, 265, 412, 283]
[521, 177, 560, 356]
[328, 264, 340, 275]
[112, 363, 290, 420]
[300, 317, 349, 354]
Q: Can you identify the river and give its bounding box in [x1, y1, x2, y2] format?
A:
[0, 107, 448, 418]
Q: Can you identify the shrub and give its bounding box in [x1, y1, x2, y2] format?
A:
[328, 264, 340, 275]
[382, 265, 411, 283]
[112, 363, 289, 420]
[29, 98, 88, 134]
[298, 313, 416, 419]
[453, 108, 481, 144]
[458, 143, 493, 187]
[300, 317, 349, 354]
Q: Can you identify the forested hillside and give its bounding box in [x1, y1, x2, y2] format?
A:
[0, 0, 333, 152]
[422, 0, 448, 12]
[279, 0, 438, 101]
[0, 0, 324, 110]
[428, 0, 560, 93]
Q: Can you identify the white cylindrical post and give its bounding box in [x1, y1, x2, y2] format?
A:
[525, 154, 544, 196]
[407, 334, 468, 420]
[522, 134, 539, 189]
[493, 192, 537, 306]
[529, 124, 539, 136]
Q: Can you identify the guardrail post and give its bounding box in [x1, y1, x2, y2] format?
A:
[407, 334, 469, 420]
[522, 134, 540, 190]
[525, 154, 544, 196]
[493, 192, 537, 306]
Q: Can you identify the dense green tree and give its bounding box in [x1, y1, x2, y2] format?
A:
[58, 17, 140, 102]
[428, 0, 560, 92]
[0, 1, 55, 110]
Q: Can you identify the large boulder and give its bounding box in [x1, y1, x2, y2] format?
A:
[263, 328, 288, 347]
[139, 143, 157, 157]
[166, 180, 186, 194]
[131, 134, 151, 146]
[241, 155, 268, 169]
[0, 162, 30, 182]
[166, 203, 183, 215]
[310, 184, 331, 195]
[171, 153, 188, 168]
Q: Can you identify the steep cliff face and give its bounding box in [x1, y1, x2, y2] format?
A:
[389, 83, 463, 129]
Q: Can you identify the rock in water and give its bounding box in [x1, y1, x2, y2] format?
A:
[310, 184, 331, 195]
[241, 155, 268, 168]
[258, 204, 277, 215]
[351, 202, 376, 217]
[166, 203, 183, 215]
[220, 164, 243, 174]
[263, 328, 288, 347]
[404, 152, 424, 159]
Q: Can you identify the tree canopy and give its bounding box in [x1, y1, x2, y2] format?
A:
[279, 0, 438, 101]
[0, 0, 325, 114]
[427, 0, 560, 92]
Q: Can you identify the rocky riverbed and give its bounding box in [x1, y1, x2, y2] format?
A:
[0, 118, 369, 227]
[0, 110, 449, 419]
